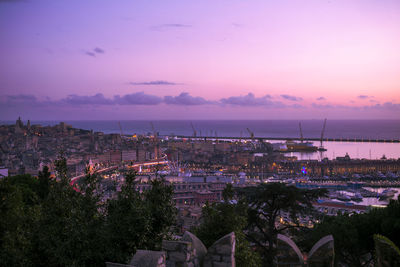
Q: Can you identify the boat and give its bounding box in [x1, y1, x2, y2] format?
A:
[336, 193, 351, 202]
[347, 182, 365, 190]
[379, 189, 396, 200]
[282, 122, 319, 152]
[351, 192, 363, 202]
[285, 140, 318, 152]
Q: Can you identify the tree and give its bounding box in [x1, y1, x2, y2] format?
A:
[105, 170, 151, 263]
[238, 183, 326, 266]
[54, 150, 68, 184]
[105, 172, 177, 263]
[143, 177, 177, 250]
[37, 165, 52, 200]
[301, 196, 400, 267]
[195, 185, 262, 267]
[0, 175, 40, 266]
[0, 156, 178, 266]
[374, 234, 400, 267]
[35, 153, 106, 266]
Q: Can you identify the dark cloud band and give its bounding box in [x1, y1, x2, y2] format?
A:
[2, 93, 397, 111]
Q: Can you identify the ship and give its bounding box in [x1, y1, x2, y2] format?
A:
[379, 189, 396, 200]
[284, 140, 318, 152]
[351, 192, 363, 202]
[336, 193, 352, 202]
[281, 121, 324, 152]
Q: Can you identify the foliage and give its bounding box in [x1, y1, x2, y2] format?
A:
[0, 155, 176, 266]
[105, 170, 151, 263]
[143, 177, 177, 249]
[37, 166, 51, 200]
[374, 234, 400, 267]
[105, 171, 177, 263]
[0, 175, 40, 266]
[299, 196, 400, 267]
[195, 185, 262, 267]
[34, 153, 106, 266]
[238, 183, 327, 266]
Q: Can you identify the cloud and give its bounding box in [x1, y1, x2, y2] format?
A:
[129, 80, 180, 86]
[0, 0, 27, 3]
[113, 92, 163, 105]
[151, 23, 192, 31]
[85, 51, 96, 57]
[160, 23, 192, 28]
[0, 94, 38, 106]
[164, 92, 211, 105]
[311, 103, 334, 109]
[232, 23, 244, 28]
[366, 102, 400, 111]
[311, 101, 400, 111]
[61, 93, 113, 105]
[84, 47, 105, 57]
[4, 94, 37, 101]
[358, 95, 373, 99]
[316, 97, 326, 101]
[2, 93, 399, 113]
[220, 93, 283, 107]
[280, 94, 303, 101]
[93, 47, 105, 54]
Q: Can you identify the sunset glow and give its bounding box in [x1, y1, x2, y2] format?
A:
[1, 0, 399, 119]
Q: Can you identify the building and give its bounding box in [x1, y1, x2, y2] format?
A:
[193, 190, 218, 206]
[0, 167, 8, 178]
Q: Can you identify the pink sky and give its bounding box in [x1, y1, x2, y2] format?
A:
[0, 0, 399, 119]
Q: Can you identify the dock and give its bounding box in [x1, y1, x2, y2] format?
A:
[173, 135, 400, 143]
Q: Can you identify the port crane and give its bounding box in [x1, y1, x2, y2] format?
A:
[246, 128, 258, 149]
[150, 122, 159, 159]
[118, 121, 128, 145]
[320, 118, 327, 149]
[190, 122, 197, 138]
[150, 122, 158, 138]
[118, 121, 124, 137]
[247, 128, 255, 140]
[299, 122, 304, 143]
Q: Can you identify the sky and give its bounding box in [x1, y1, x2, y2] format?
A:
[0, 0, 399, 120]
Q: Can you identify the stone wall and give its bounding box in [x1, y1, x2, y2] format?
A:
[182, 231, 208, 267]
[162, 240, 195, 267]
[130, 250, 166, 267]
[106, 231, 235, 267]
[203, 232, 235, 267]
[276, 234, 334, 267]
[106, 262, 134, 267]
[105, 232, 334, 267]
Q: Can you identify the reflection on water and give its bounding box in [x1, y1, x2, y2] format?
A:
[280, 141, 400, 161]
[358, 187, 400, 206]
[336, 187, 400, 206]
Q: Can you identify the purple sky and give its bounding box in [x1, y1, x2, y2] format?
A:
[1, 0, 399, 120]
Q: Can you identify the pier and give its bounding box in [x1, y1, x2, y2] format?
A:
[174, 135, 400, 143]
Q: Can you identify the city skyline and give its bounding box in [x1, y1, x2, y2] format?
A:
[1, 0, 400, 119]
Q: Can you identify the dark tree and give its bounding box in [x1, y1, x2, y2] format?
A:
[238, 183, 326, 266]
[105, 171, 151, 263]
[0, 175, 40, 266]
[37, 165, 52, 200]
[301, 196, 400, 267]
[105, 172, 176, 263]
[195, 185, 262, 267]
[54, 150, 68, 184]
[35, 154, 106, 266]
[143, 177, 177, 250]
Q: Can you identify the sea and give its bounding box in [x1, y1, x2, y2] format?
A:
[1, 119, 400, 160]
